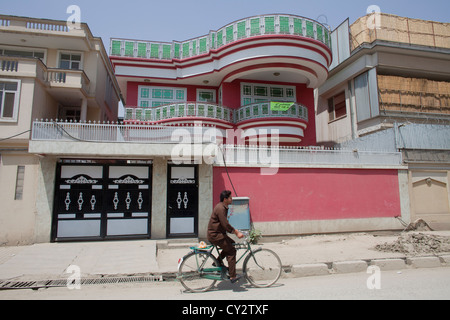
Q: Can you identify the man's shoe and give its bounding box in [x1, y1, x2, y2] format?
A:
[230, 275, 242, 284]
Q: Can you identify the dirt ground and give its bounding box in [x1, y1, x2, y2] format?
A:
[375, 232, 450, 256]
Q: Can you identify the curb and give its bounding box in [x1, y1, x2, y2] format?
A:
[286, 254, 450, 279]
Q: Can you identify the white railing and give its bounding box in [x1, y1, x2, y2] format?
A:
[125, 102, 233, 123]
[32, 120, 216, 144]
[215, 145, 403, 167]
[110, 14, 331, 60]
[46, 69, 90, 93]
[235, 102, 308, 123]
[125, 102, 308, 124]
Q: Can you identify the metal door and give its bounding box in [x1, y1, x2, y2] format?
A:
[166, 164, 198, 238]
[52, 162, 152, 241]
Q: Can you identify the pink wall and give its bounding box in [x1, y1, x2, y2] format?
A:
[213, 167, 401, 222]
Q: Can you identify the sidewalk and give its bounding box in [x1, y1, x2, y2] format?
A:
[1, 231, 449, 285]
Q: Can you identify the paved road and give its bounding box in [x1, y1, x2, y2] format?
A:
[1, 267, 449, 301]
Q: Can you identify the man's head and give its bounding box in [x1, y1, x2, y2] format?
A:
[220, 190, 232, 205]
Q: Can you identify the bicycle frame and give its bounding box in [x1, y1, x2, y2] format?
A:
[189, 238, 259, 281]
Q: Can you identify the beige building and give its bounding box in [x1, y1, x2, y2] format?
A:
[0, 15, 121, 245]
[316, 13, 450, 230]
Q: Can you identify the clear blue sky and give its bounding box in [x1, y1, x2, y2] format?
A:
[2, 0, 450, 49]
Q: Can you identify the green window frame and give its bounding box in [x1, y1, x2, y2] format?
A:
[306, 21, 314, 38]
[191, 41, 196, 56]
[293, 18, 302, 35]
[162, 45, 171, 59]
[150, 44, 159, 59]
[280, 17, 290, 34]
[199, 38, 207, 53]
[217, 30, 223, 47]
[265, 17, 275, 34]
[111, 40, 121, 56]
[174, 43, 180, 58]
[250, 18, 260, 35]
[237, 21, 246, 39]
[139, 86, 187, 109]
[182, 42, 190, 58]
[138, 43, 147, 58]
[226, 25, 234, 43]
[125, 42, 134, 57]
[316, 25, 323, 43]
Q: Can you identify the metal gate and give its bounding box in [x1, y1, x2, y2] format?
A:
[166, 164, 198, 238]
[52, 162, 152, 241]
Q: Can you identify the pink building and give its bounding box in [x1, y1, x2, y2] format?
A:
[108, 14, 407, 239]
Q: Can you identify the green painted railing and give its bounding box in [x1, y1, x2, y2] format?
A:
[124, 101, 308, 124]
[111, 14, 331, 60]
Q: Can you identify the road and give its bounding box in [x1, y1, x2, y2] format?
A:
[1, 267, 449, 301]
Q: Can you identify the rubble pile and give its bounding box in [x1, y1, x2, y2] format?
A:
[375, 233, 450, 255]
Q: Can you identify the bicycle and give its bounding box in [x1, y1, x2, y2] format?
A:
[177, 231, 282, 293]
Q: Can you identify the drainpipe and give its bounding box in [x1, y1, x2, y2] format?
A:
[348, 80, 357, 140]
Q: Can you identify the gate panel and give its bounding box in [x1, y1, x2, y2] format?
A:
[54, 165, 104, 239]
[52, 162, 152, 241]
[167, 165, 199, 238]
[105, 166, 151, 237]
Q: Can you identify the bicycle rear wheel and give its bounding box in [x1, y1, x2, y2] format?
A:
[178, 251, 220, 293]
[243, 248, 282, 288]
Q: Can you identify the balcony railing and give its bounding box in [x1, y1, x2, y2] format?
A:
[235, 102, 308, 123]
[110, 14, 331, 60]
[31, 120, 216, 144]
[124, 102, 308, 124]
[46, 68, 90, 93]
[216, 145, 403, 167]
[0, 56, 90, 94]
[125, 102, 234, 123]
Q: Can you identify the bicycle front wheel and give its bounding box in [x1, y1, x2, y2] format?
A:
[178, 251, 220, 293]
[243, 248, 282, 288]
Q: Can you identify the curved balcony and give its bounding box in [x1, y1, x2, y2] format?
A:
[124, 102, 234, 129]
[111, 14, 331, 60]
[124, 101, 310, 143]
[110, 14, 332, 89]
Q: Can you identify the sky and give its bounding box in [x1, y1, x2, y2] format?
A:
[2, 0, 449, 116]
[2, 0, 450, 49]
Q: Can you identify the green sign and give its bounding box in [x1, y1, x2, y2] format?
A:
[270, 101, 294, 111]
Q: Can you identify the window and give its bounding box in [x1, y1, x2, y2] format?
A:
[0, 80, 20, 120]
[0, 48, 45, 60]
[138, 86, 186, 108]
[241, 83, 296, 106]
[59, 53, 82, 70]
[58, 106, 81, 122]
[328, 91, 347, 121]
[15, 166, 25, 200]
[197, 89, 216, 103]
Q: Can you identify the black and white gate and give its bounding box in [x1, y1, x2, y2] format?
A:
[166, 164, 199, 238]
[52, 161, 152, 241]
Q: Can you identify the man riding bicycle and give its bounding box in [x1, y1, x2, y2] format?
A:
[207, 190, 244, 283]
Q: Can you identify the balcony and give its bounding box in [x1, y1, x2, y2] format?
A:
[29, 120, 403, 168]
[29, 120, 216, 158]
[110, 14, 332, 89]
[46, 68, 90, 95]
[110, 14, 331, 60]
[124, 101, 309, 144]
[0, 56, 90, 102]
[125, 102, 308, 123]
